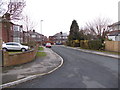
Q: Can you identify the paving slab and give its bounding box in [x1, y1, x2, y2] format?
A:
[1, 47, 63, 88]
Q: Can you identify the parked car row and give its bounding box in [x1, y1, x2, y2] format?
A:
[2, 42, 30, 52]
[2, 42, 53, 52]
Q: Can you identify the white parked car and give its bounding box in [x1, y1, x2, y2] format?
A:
[2, 42, 30, 52]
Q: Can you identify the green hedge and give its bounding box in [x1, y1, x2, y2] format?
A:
[66, 40, 80, 47]
[88, 40, 103, 50]
[80, 40, 103, 50]
[80, 40, 89, 49]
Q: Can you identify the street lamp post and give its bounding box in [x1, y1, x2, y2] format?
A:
[41, 20, 43, 46]
[41, 20, 43, 34]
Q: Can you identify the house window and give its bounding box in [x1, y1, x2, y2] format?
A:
[31, 35, 36, 38]
[13, 26, 19, 31]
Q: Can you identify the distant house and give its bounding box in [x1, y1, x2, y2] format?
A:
[107, 30, 120, 41]
[108, 21, 120, 31]
[27, 30, 47, 44]
[49, 32, 68, 44]
[107, 21, 120, 41]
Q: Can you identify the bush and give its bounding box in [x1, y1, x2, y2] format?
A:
[80, 40, 89, 49]
[73, 40, 80, 47]
[66, 41, 72, 46]
[80, 40, 103, 50]
[88, 40, 103, 50]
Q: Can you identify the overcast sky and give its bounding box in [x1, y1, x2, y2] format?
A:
[23, 0, 119, 37]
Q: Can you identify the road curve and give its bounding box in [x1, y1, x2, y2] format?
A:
[11, 46, 118, 88]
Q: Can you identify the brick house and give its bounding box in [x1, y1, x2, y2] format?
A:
[0, 13, 23, 43]
[24, 30, 47, 44]
[13, 24, 23, 43]
[1, 13, 14, 43]
[0, 17, 2, 49]
[0, 13, 47, 45]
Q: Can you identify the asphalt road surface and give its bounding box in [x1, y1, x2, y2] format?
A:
[11, 46, 118, 88]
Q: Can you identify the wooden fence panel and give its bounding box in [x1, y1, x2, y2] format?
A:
[105, 41, 120, 52]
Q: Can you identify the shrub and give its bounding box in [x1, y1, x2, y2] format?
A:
[80, 40, 103, 50]
[80, 40, 89, 49]
[73, 40, 80, 47]
[88, 40, 103, 50]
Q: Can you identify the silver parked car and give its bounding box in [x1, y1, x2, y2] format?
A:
[2, 42, 30, 52]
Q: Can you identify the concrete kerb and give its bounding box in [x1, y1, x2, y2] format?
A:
[0, 49, 64, 89]
[64, 46, 119, 59]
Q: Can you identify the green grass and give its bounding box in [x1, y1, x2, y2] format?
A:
[36, 52, 46, 57]
[8, 51, 22, 54]
[79, 47, 120, 55]
[38, 47, 44, 51]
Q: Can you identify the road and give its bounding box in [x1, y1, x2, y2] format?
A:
[11, 46, 118, 88]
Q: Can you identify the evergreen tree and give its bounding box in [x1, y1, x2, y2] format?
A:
[68, 20, 79, 41]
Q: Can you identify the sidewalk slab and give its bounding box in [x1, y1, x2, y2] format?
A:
[1, 47, 63, 88]
[63, 46, 119, 59]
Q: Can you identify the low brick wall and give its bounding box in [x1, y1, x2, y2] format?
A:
[105, 41, 120, 52]
[3, 45, 38, 67]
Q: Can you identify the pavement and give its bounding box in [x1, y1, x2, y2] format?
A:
[63, 45, 119, 59]
[1, 47, 63, 89]
[0, 45, 119, 88]
[10, 45, 118, 88]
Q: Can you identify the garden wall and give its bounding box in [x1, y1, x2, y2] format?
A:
[3, 45, 38, 67]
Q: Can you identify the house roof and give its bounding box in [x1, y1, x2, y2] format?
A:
[54, 32, 68, 37]
[107, 30, 120, 36]
[108, 21, 120, 27]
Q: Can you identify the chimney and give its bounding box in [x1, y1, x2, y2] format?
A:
[33, 30, 35, 32]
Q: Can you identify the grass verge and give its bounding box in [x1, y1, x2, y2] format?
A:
[8, 51, 22, 54]
[36, 52, 46, 57]
[38, 47, 44, 51]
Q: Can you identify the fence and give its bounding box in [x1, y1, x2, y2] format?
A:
[105, 41, 120, 52]
[3, 45, 38, 67]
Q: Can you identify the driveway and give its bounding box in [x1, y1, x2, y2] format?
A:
[11, 45, 118, 88]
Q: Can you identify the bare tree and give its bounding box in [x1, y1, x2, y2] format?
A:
[85, 17, 111, 39]
[23, 14, 37, 43]
[0, 0, 26, 20]
[0, 0, 7, 16]
[23, 15, 37, 32]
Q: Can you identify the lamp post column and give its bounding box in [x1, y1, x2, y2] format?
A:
[41, 20, 43, 46]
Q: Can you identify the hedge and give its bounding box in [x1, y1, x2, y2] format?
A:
[80, 40, 89, 49]
[66, 40, 80, 47]
[80, 40, 103, 50]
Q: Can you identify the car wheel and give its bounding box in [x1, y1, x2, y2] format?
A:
[2, 48, 7, 52]
[21, 48, 26, 52]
